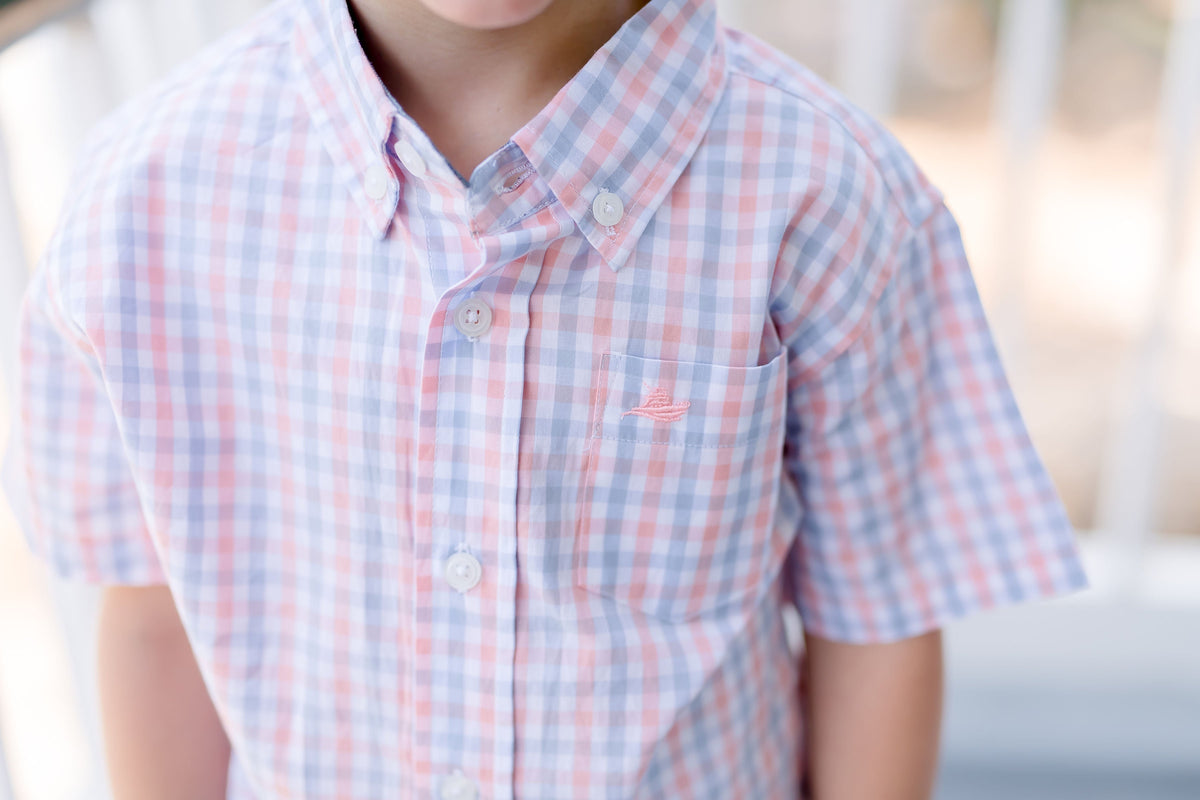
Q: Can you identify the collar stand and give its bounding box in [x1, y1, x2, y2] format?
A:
[295, 0, 725, 251]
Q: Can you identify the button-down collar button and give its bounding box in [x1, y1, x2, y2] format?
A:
[592, 190, 624, 226]
[392, 138, 427, 178]
[444, 551, 481, 593]
[440, 769, 477, 800]
[364, 165, 390, 201]
[453, 297, 492, 339]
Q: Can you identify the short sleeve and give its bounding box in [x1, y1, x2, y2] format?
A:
[1, 264, 167, 585]
[776, 200, 1088, 644]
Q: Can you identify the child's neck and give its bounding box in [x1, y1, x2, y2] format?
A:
[348, 0, 649, 184]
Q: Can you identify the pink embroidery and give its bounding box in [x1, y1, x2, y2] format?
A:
[622, 386, 691, 422]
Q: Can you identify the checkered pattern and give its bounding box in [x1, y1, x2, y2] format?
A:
[0, 0, 1089, 796]
[576, 350, 790, 624]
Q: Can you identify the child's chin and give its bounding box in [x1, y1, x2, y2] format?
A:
[417, 0, 558, 30]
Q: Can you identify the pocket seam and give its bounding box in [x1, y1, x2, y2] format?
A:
[573, 348, 789, 624]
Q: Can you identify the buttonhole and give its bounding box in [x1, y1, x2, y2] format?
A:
[496, 164, 534, 194]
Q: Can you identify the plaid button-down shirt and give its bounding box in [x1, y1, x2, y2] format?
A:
[1, 0, 1089, 796]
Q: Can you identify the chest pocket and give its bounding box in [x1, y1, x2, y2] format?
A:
[573, 348, 789, 623]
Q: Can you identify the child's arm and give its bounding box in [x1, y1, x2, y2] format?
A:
[803, 630, 943, 800]
[96, 586, 231, 799]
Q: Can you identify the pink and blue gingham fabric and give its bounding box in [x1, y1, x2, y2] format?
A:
[1, 0, 1089, 795]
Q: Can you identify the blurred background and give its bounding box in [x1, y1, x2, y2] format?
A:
[0, 0, 1197, 798]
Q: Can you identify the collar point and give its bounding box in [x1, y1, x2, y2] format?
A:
[367, 194, 399, 240]
[602, 244, 633, 273]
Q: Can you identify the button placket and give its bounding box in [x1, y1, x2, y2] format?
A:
[416, 161, 536, 797]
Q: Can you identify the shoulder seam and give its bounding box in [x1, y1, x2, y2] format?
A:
[725, 63, 941, 232]
[783, 200, 949, 387]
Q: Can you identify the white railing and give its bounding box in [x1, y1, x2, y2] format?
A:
[1095, 0, 1199, 596]
[988, 0, 1066, 359]
[1, 0, 1198, 798]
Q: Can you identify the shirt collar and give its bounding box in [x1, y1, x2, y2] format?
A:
[292, 0, 404, 238]
[512, 0, 726, 272]
[291, 0, 727, 271]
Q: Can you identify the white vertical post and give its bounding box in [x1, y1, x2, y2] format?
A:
[0, 736, 11, 800]
[993, 0, 1068, 156]
[0, 133, 27, 394]
[835, 0, 907, 118]
[86, 0, 163, 101]
[1095, 0, 1200, 596]
[989, 0, 1067, 363]
[13, 12, 127, 799]
[47, 581, 110, 799]
[1159, 0, 1200, 225]
[0, 124, 26, 800]
[51, 12, 120, 151]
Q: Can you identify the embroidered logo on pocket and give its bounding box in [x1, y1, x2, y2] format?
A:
[621, 384, 691, 422]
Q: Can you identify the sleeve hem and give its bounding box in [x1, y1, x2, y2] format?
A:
[797, 565, 1092, 646]
[33, 556, 170, 588]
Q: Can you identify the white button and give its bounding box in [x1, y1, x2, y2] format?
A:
[592, 191, 624, 226]
[440, 769, 477, 800]
[453, 297, 492, 339]
[392, 138, 426, 178]
[364, 165, 390, 201]
[444, 551, 481, 593]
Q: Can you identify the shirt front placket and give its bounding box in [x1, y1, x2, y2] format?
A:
[404, 140, 576, 800]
